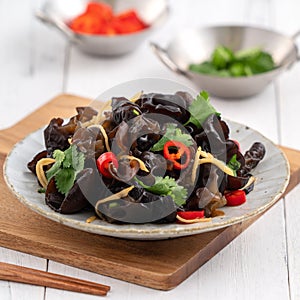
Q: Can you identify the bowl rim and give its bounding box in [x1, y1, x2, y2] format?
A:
[166, 23, 298, 79]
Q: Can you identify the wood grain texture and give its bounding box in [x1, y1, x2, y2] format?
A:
[0, 94, 299, 291]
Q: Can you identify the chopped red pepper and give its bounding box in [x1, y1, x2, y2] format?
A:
[113, 10, 148, 34]
[176, 211, 206, 223]
[69, 13, 103, 34]
[225, 190, 246, 206]
[163, 140, 191, 170]
[86, 2, 113, 21]
[96, 152, 118, 178]
[177, 211, 205, 220]
[69, 1, 148, 35]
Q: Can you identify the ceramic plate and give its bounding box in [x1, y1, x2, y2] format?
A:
[4, 120, 290, 240]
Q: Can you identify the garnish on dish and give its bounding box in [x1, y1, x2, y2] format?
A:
[27, 90, 265, 224]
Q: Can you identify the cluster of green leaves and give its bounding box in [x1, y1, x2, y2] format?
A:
[151, 123, 193, 152]
[189, 45, 276, 77]
[185, 90, 220, 128]
[46, 145, 85, 195]
[136, 176, 187, 207]
[227, 154, 241, 176]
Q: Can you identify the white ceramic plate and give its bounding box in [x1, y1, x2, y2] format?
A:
[4, 120, 290, 240]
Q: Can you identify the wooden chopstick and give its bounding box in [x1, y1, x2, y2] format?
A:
[0, 261, 110, 296]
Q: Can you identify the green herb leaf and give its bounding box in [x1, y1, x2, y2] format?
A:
[189, 61, 218, 74]
[46, 149, 65, 181]
[211, 46, 234, 69]
[136, 176, 187, 207]
[71, 145, 85, 172]
[38, 187, 46, 194]
[227, 154, 241, 176]
[235, 47, 262, 60]
[229, 62, 245, 77]
[169, 185, 187, 207]
[46, 145, 85, 195]
[244, 52, 275, 74]
[151, 123, 193, 152]
[186, 91, 220, 128]
[62, 146, 73, 169]
[55, 168, 76, 195]
[188, 45, 275, 77]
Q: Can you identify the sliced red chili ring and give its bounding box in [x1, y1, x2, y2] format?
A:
[163, 140, 191, 170]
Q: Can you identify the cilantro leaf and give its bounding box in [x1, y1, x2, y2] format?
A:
[62, 146, 73, 168]
[46, 145, 85, 195]
[46, 149, 65, 181]
[71, 145, 85, 171]
[186, 91, 220, 128]
[55, 168, 76, 195]
[151, 123, 193, 152]
[227, 154, 241, 176]
[136, 176, 187, 207]
[169, 185, 187, 207]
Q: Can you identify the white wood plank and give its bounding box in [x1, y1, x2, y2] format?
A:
[197, 203, 289, 300]
[45, 262, 129, 300]
[284, 185, 300, 300]
[0, 247, 46, 300]
[272, 0, 300, 150]
[273, 2, 300, 300]
[0, 0, 66, 130]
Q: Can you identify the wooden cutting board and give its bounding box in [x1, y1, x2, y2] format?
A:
[0, 94, 300, 290]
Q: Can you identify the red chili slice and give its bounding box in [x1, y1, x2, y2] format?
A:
[96, 152, 118, 178]
[177, 211, 205, 220]
[163, 140, 191, 170]
[225, 190, 246, 206]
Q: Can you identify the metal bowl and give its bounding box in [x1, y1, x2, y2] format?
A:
[151, 25, 300, 98]
[36, 0, 169, 56]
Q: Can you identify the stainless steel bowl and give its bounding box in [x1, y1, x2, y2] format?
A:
[36, 0, 169, 56]
[151, 25, 300, 98]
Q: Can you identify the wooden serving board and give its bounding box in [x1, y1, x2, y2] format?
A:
[1, 94, 300, 291]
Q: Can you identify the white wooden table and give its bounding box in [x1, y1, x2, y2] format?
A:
[1, 0, 300, 299]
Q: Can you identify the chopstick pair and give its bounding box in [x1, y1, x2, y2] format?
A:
[0, 261, 110, 297]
